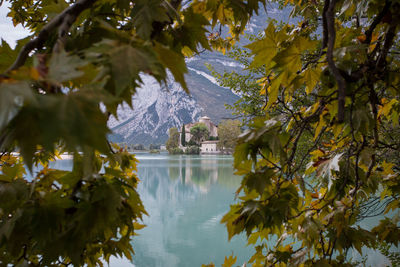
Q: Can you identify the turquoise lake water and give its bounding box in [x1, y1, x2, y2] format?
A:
[130, 154, 252, 267]
[50, 154, 253, 266]
[48, 153, 393, 266]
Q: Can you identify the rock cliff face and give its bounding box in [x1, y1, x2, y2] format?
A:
[108, 6, 290, 145]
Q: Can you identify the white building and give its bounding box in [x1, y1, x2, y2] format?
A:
[200, 141, 220, 154]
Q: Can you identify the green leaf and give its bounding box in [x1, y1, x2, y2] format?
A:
[303, 67, 321, 94]
[267, 72, 285, 108]
[8, 93, 110, 168]
[178, 7, 211, 53]
[0, 82, 34, 130]
[47, 50, 87, 84]
[0, 39, 16, 72]
[131, 0, 170, 40]
[273, 36, 317, 73]
[246, 22, 282, 69]
[154, 42, 188, 93]
[109, 44, 165, 96]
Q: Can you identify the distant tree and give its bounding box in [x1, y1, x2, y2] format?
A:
[169, 147, 184, 155]
[149, 144, 160, 150]
[133, 144, 144, 150]
[185, 146, 200, 155]
[181, 124, 186, 147]
[207, 48, 265, 125]
[217, 120, 241, 153]
[190, 123, 209, 145]
[166, 128, 180, 153]
[187, 139, 197, 146]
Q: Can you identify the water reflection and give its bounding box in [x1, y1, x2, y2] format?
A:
[132, 154, 252, 267]
[167, 156, 235, 192]
[27, 155, 252, 266]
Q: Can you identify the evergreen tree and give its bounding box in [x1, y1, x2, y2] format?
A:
[181, 124, 186, 147]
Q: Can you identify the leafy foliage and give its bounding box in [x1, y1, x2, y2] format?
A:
[217, 119, 241, 153]
[207, 37, 267, 123]
[190, 123, 210, 145]
[0, 150, 145, 266]
[222, 0, 400, 266]
[185, 145, 200, 155]
[181, 123, 186, 147]
[166, 127, 180, 153]
[0, 0, 267, 265]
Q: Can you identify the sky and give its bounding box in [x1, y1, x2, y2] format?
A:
[0, 2, 30, 47]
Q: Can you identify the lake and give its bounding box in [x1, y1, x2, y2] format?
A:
[51, 153, 253, 266]
[129, 154, 252, 267]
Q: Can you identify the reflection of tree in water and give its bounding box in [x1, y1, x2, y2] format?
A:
[182, 166, 186, 185]
[168, 165, 180, 181]
[165, 156, 243, 192]
[189, 167, 215, 186]
[216, 164, 242, 188]
[133, 155, 254, 267]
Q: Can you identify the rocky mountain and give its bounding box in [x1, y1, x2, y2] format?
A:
[107, 58, 240, 145]
[108, 6, 292, 145]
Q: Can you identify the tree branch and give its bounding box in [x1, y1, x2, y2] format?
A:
[365, 0, 391, 44]
[322, 0, 330, 49]
[376, 21, 398, 68]
[324, 0, 347, 122]
[6, 0, 97, 73]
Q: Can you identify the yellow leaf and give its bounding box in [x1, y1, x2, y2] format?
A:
[133, 222, 146, 230]
[314, 121, 324, 140]
[314, 110, 328, 140]
[259, 85, 268, 95]
[273, 36, 317, 73]
[248, 232, 259, 245]
[369, 33, 379, 52]
[379, 98, 398, 118]
[267, 72, 285, 108]
[382, 161, 395, 175]
[30, 68, 40, 80]
[286, 118, 295, 131]
[216, 4, 225, 22]
[310, 149, 324, 158]
[332, 123, 344, 138]
[357, 34, 366, 43]
[181, 46, 194, 57]
[303, 67, 321, 94]
[246, 23, 283, 69]
[311, 101, 320, 114]
[222, 254, 237, 267]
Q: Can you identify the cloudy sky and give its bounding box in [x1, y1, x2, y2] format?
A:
[0, 3, 29, 47]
